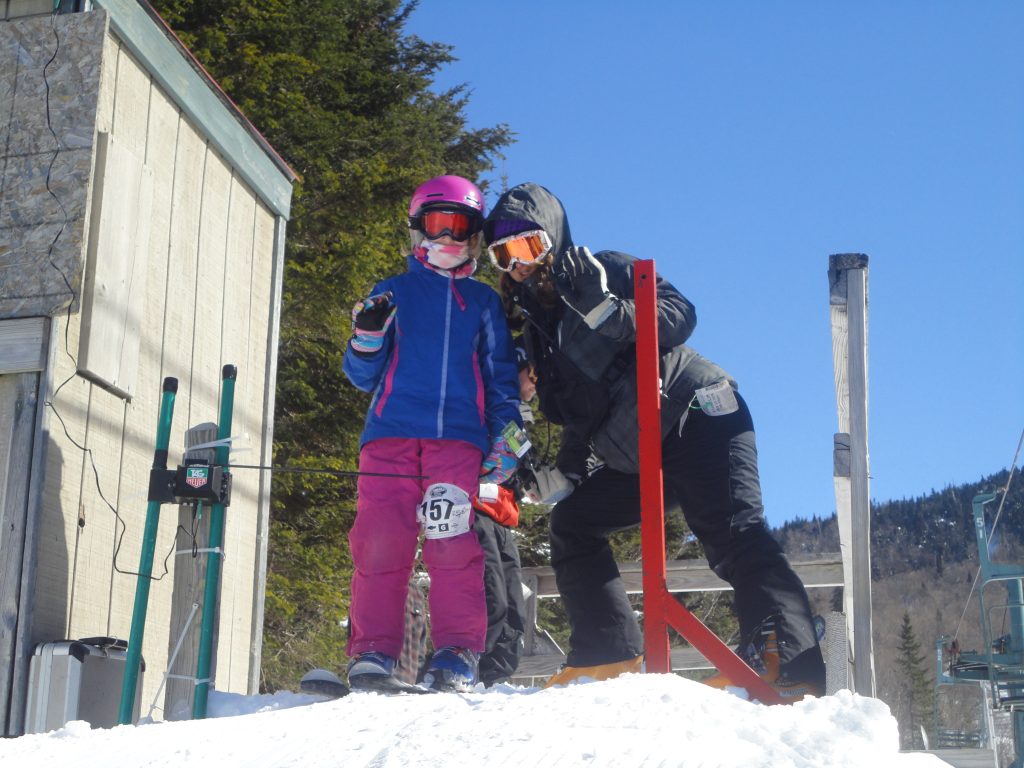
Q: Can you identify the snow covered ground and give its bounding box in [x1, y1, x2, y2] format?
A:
[0, 673, 949, 768]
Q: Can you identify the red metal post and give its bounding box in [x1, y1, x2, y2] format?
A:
[634, 260, 783, 704]
[634, 260, 671, 673]
[661, 596, 783, 704]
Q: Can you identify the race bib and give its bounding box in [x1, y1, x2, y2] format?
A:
[417, 483, 472, 539]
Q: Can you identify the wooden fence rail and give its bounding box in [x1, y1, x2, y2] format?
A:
[517, 554, 844, 680]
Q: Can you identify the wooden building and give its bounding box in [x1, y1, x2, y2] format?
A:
[0, 1, 296, 734]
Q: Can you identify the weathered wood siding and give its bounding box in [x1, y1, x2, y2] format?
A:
[31, 29, 277, 714]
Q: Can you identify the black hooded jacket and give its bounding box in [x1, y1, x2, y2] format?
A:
[487, 183, 734, 474]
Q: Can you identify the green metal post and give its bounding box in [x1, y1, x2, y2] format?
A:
[192, 365, 237, 718]
[118, 377, 178, 725]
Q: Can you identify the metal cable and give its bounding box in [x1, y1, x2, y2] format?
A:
[951, 426, 1023, 643]
[227, 463, 425, 480]
[986, 427, 1023, 547]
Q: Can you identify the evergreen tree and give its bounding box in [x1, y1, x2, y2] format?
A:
[895, 611, 935, 749]
[149, 0, 512, 690]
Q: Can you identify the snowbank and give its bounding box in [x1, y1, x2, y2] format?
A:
[0, 673, 947, 767]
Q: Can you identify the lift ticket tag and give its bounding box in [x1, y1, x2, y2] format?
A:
[502, 421, 532, 458]
[694, 380, 739, 416]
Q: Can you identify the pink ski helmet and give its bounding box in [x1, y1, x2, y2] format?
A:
[408, 174, 485, 218]
[407, 175, 486, 267]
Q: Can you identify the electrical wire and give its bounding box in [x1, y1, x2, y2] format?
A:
[40, 9, 179, 582]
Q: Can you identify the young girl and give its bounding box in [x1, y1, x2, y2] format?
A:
[342, 175, 522, 692]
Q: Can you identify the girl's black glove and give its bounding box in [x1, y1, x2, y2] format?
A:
[350, 291, 395, 354]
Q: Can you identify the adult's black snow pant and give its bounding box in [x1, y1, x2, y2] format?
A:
[549, 392, 824, 685]
[474, 513, 526, 685]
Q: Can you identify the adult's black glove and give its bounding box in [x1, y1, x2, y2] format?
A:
[553, 246, 617, 329]
[350, 291, 395, 354]
[556, 439, 590, 485]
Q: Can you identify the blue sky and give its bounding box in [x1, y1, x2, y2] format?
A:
[408, 1, 1024, 528]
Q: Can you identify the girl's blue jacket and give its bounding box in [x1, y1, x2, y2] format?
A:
[343, 256, 522, 454]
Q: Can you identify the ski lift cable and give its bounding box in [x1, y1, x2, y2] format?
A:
[986, 425, 1023, 547]
[951, 425, 1024, 643]
[952, 569, 982, 644]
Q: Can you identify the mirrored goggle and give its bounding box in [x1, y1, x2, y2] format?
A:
[410, 208, 481, 242]
[487, 230, 553, 272]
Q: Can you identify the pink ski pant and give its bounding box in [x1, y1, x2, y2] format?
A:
[347, 437, 486, 657]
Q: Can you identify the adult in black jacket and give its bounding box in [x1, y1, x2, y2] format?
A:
[483, 183, 825, 699]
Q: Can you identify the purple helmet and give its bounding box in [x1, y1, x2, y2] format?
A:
[408, 175, 485, 219]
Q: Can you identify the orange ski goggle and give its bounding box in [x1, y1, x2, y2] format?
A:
[487, 230, 553, 272]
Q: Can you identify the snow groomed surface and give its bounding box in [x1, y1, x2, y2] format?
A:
[0, 673, 949, 767]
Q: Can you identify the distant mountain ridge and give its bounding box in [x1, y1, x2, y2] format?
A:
[775, 469, 1022, 577]
[774, 468, 1022, 753]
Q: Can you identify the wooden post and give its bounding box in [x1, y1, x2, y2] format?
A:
[163, 423, 218, 720]
[828, 253, 875, 696]
[0, 372, 41, 735]
[246, 213, 289, 694]
[4, 317, 55, 736]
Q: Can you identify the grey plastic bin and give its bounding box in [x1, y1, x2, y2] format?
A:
[25, 637, 143, 733]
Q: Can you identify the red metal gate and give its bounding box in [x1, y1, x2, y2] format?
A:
[634, 259, 782, 705]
